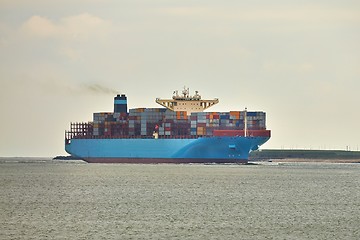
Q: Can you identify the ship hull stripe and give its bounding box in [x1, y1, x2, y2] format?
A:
[83, 158, 248, 164]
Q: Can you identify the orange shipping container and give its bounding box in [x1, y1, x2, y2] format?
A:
[230, 111, 241, 118]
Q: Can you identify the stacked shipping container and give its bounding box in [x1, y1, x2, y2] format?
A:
[66, 108, 267, 139]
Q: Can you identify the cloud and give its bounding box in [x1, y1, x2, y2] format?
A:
[21, 15, 58, 38]
[20, 13, 114, 41]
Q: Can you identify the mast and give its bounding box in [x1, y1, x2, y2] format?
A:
[244, 107, 248, 137]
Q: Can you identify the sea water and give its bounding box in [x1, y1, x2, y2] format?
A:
[0, 158, 359, 239]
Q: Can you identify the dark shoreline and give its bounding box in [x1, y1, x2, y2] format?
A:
[249, 149, 360, 162]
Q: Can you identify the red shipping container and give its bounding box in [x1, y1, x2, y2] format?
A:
[213, 130, 271, 137]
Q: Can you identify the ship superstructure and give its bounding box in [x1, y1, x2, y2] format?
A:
[156, 87, 219, 114]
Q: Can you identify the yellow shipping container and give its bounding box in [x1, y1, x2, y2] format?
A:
[197, 127, 206, 135]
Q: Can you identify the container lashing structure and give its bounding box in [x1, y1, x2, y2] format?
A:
[65, 122, 93, 144]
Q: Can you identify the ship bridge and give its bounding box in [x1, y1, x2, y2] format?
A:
[156, 87, 219, 114]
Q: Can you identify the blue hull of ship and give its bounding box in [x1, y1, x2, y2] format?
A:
[65, 136, 270, 163]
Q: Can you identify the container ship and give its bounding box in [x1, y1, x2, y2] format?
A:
[65, 87, 271, 163]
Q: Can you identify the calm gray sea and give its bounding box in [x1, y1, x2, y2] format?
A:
[0, 158, 359, 240]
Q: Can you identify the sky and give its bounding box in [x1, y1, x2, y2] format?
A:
[0, 0, 359, 157]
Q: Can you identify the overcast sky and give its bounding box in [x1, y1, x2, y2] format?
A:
[1, 0, 359, 156]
